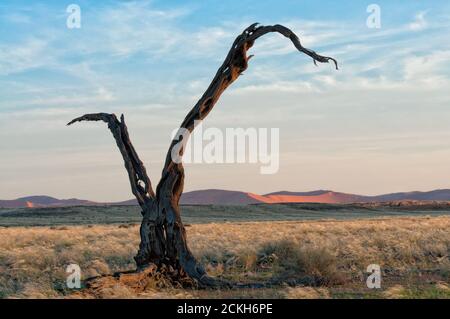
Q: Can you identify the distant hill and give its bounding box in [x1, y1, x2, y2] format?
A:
[0, 196, 96, 208]
[372, 189, 450, 202]
[179, 189, 261, 205]
[106, 189, 261, 206]
[2, 189, 450, 208]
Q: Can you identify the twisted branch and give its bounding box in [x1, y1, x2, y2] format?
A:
[159, 23, 338, 206]
[67, 113, 155, 209]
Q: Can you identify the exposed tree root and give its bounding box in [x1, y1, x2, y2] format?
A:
[74, 264, 232, 298]
[73, 266, 326, 298]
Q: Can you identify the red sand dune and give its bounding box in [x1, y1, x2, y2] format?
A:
[247, 191, 365, 204]
[26, 201, 35, 208]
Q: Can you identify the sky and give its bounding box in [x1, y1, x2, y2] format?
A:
[1, 0, 450, 201]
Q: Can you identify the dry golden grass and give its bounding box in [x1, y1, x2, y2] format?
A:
[284, 287, 330, 299]
[0, 216, 449, 298]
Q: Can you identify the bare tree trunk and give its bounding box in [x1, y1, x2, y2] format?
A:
[68, 23, 337, 287]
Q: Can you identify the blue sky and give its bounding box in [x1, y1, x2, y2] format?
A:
[1, 1, 450, 201]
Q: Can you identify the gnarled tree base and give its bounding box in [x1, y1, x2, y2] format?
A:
[75, 264, 230, 298]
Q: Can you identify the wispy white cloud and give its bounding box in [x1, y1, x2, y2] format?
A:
[0, 38, 51, 75]
[3, 12, 32, 24]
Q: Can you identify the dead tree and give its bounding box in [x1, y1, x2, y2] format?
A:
[68, 23, 337, 287]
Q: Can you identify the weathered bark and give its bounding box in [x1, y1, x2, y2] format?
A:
[68, 23, 337, 287]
